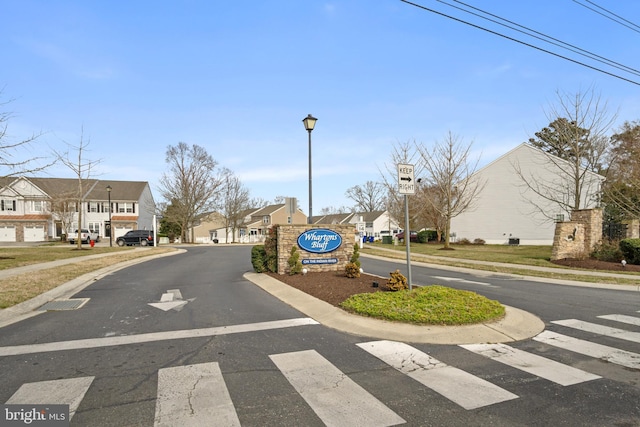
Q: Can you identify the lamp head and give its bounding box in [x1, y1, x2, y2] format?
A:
[302, 114, 317, 132]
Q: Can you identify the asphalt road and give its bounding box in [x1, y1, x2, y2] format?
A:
[0, 245, 639, 426]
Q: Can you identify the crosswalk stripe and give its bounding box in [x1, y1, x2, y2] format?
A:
[534, 331, 640, 370]
[357, 340, 518, 410]
[269, 349, 405, 427]
[552, 319, 640, 344]
[154, 362, 240, 427]
[598, 314, 640, 327]
[5, 376, 94, 420]
[460, 343, 601, 385]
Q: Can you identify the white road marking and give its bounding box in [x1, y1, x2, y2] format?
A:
[460, 343, 601, 386]
[150, 289, 190, 311]
[598, 314, 640, 327]
[357, 340, 518, 410]
[552, 319, 640, 344]
[5, 376, 94, 420]
[0, 318, 320, 357]
[154, 362, 240, 427]
[431, 276, 496, 287]
[534, 330, 640, 370]
[269, 349, 405, 427]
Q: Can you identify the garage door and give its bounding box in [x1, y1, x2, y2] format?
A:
[0, 226, 16, 242]
[24, 225, 45, 242]
[115, 227, 132, 239]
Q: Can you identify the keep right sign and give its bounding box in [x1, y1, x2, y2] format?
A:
[397, 163, 415, 195]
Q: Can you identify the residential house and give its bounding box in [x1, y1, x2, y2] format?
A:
[191, 203, 307, 244]
[450, 143, 604, 245]
[312, 210, 400, 241]
[0, 177, 156, 242]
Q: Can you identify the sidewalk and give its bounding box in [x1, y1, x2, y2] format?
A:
[362, 246, 640, 290]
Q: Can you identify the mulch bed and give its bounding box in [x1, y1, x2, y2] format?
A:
[266, 271, 389, 307]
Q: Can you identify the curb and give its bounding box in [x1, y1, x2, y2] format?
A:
[244, 272, 545, 345]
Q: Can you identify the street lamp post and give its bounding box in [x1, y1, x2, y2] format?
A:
[106, 185, 112, 247]
[302, 114, 317, 225]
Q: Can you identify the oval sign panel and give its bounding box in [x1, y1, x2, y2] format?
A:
[297, 229, 343, 254]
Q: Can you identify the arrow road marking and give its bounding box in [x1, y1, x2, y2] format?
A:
[148, 289, 193, 312]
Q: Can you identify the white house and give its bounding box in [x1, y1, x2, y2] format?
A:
[450, 143, 605, 245]
[312, 210, 400, 241]
[0, 177, 156, 242]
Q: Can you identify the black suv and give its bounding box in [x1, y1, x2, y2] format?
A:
[116, 230, 155, 247]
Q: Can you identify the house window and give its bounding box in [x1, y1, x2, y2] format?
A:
[262, 215, 270, 225]
[118, 203, 134, 213]
[1, 200, 16, 211]
[89, 202, 99, 213]
[33, 200, 43, 212]
[555, 214, 565, 222]
[88, 222, 100, 235]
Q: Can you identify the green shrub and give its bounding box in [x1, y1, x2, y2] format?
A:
[345, 262, 361, 278]
[287, 246, 303, 275]
[473, 238, 486, 245]
[619, 238, 640, 265]
[458, 238, 472, 245]
[417, 230, 429, 243]
[350, 243, 361, 268]
[251, 245, 267, 273]
[591, 240, 624, 262]
[387, 269, 408, 291]
[264, 226, 278, 272]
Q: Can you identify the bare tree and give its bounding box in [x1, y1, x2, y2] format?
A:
[56, 128, 102, 249]
[220, 169, 251, 243]
[417, 132, 485, 249]
[318, 206, 351, 215]
[414, 183, 447, 241]
[0, 91, 55, 176]
[379, 140, 424, 233]
[345, 180, 386, 212]
[49, 191, 77, 241]
[159, 142, 224, 243]
[516, 88, 615, 220]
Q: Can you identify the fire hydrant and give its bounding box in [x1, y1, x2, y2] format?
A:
[90, 240, 95, 248]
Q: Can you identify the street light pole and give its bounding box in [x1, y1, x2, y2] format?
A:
[106, 185, 112, 247]
[302, 114, 317, 225]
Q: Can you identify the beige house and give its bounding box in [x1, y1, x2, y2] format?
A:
[191, 203, 307, 244]
[0, 177, 156, 242]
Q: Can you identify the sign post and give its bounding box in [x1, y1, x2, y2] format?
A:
[397, 164, 415, 290]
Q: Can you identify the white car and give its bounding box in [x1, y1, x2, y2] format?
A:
[68, 229, 100, 244]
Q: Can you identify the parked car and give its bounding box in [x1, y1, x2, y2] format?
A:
[68, 229, 100, 244]
[396, 230, 418, 242]
[116, 230, 155, 247]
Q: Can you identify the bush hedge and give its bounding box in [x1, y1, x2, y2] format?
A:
[619, 238, 640, 265]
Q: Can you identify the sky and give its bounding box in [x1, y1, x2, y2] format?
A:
[2, 1, 640, 214]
